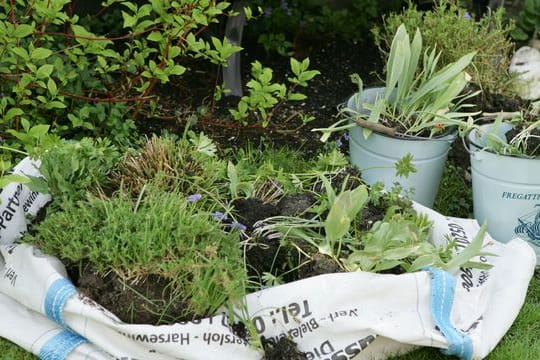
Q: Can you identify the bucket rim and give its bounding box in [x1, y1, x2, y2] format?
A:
[466, 123, 540, 160]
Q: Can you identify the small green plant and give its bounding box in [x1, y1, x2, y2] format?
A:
[315, 24, 478, 140]
[254, 174, 491, 275]
[343, 208, 489, 273]
[257, 33, 294, 56]
[113, 132, 227, 197]
[478, 102, 540, 158]
[229, 58, 320, 127]
[372, 1, 515, 95]
[24, 186, 248, 323]
[510, 0, 540, 43]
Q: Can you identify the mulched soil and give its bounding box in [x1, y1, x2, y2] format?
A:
[143, 34, 384, 155]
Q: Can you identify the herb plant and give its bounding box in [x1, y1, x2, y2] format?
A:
[253, 175, 491, 277]
[478, 102, 540, 158]
[372, 1, 515, 95]
[315, 24, 478, 141]
[37, 137, 121, 205]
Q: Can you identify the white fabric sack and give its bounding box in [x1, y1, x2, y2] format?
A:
[0, 159, 536, 360]
[0, 157, 51, 245]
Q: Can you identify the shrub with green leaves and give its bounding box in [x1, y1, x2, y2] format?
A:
[371, 1, 515, 95]
[246, 0, 380, 55]
[0, 0, 239, 149]
[510, 0, 540, 43]
[24, 186, 248, 322]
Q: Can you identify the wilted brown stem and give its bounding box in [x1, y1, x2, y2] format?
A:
[354, 118, 397, 136]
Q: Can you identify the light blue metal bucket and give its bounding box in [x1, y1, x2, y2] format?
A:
[346, 88, 456, 207]
[469, 123, 540, 265]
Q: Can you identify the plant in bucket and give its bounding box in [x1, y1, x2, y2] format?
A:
[314, 24, 478, 207]
[467, 101, 540, 265]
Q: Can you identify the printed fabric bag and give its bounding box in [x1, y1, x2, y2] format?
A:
[0, 157, 536, 360]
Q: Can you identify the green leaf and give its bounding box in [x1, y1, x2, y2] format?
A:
[36, 64, 54, 79]
[395, 153, 417, 178]
[227, 161, 239, 198]
[0, 174, 30, 188]
[122, 11, 138, 28]
[47, 78, 58, 96]
[25, 176, 49, 193]
[4, 108, 24, 121]
[290, 58, 301, 76]
[11, 47, 29, 61]
[385, 24, 408, 100]
[408, 254, 438, 272]
[45, 101, 66, 109]
[14, 24, 34, 38]
[324, 185, 368, 245]
[147, 31, 162, 42]
[444, 222, 490, 270]
[28, 124, 50, 138]
[287, 92, 307, 101]
[31, 48, 53, 60]
[169, 65, 186, 76]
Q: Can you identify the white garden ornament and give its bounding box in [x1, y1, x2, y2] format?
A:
[509, 46, 540, 100]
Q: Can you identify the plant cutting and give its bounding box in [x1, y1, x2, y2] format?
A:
[251, 173, 491, 281]
[314, 24, 478, 206]
[467, 101, 540, 265]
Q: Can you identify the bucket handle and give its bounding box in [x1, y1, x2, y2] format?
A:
[464, 127, 489, 161]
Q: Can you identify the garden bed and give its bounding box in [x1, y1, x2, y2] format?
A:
[1, 1, 539, 359]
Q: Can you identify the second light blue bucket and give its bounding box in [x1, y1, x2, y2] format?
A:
[469, 123, 540, 265]
[347, 88, 456, 208]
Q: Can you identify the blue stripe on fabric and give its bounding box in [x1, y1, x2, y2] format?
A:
[38, 330, 87, 360]
[425, 266, 473, 360]
[44, 278, 77, 327]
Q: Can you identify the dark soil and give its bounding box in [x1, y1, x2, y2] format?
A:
[262, 337, 308, 360]
[505, 125, 540, 157]
[146, 35, 384, 155]
[74, 265, 189, 325]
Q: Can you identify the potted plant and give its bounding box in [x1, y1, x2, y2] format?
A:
[467, 102, 540, 265]
[314, 24, 478, 207]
